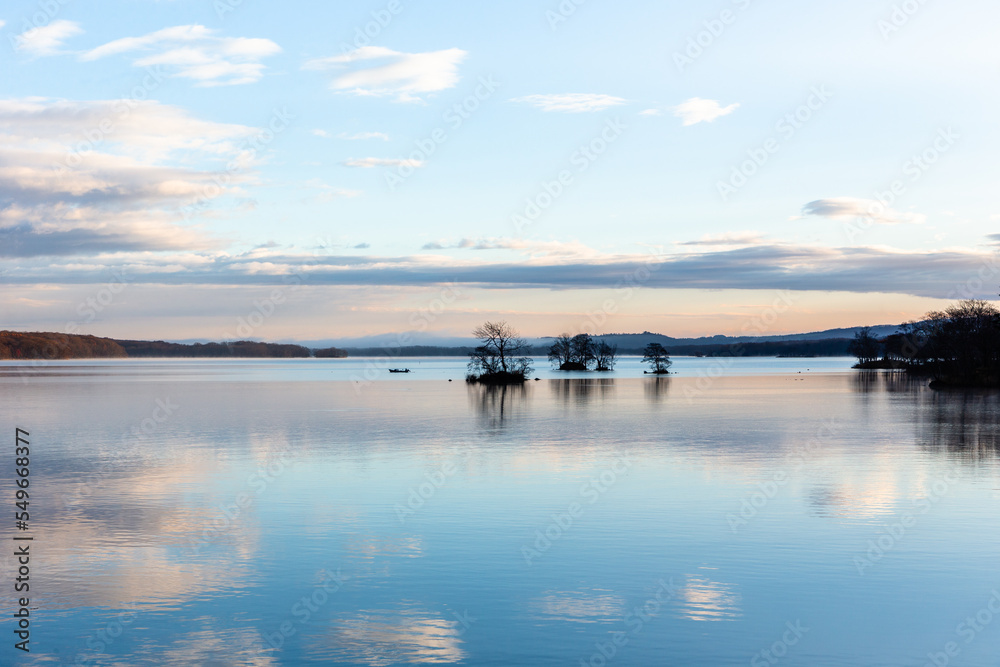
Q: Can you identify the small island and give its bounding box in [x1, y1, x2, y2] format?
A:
[466, 321, 533, 385]
[547, 333, 618, 371]
[642, 343, 673, 375]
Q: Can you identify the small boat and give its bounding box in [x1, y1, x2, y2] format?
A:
[388, 368, 411, 373]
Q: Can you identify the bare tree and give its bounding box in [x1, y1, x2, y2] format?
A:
[468, 321, 533, 382]
[547, 334, 573, 368]
[594, 341, 618, 371]
[570, 334, 596, 368]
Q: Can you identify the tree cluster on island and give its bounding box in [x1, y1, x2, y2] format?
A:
[547, 333, 618, 371]
[466, 321, 534, 384]
[466, 321, 675, 383]
[849, 299, 1000, 387]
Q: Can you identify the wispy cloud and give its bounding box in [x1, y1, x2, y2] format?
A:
[672, 98, 739, 126]
[639, 109, 662, 116]
[511, 93, 626, 113]
[6, 242, 997, 301]
[803, 197, 925, 225]
[338, 131, 390, 141]
[312, 129, 332, 139]
[303, 46, 467, 103]
[80, 25, 281, 86]
[303, 179, 362, 201]
[343, 157, 423, 169]
[679, 232, 765, 247]
[15, 20, 83, 57]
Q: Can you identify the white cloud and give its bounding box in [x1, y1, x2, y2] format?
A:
[312, 129, 332, 139]
[304, 179, 362, 201]
[81, 25, 281, 86]
[672, 98, 740, 126]
[303, 47, 467, 103]
[0, 21, 7, 30]
[343, 157, 423, 169]
[639, 109, 662, 116]
[803, 198, 926, 225]
[15, 20, 83, 57]
[511, 94, 626, 113]
[0, 98, 267, 256]
[338, 131, 390, 141]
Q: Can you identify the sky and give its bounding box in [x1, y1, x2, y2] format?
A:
[1, 0, 999, 343]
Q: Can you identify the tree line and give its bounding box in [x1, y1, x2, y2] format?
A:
[0, 331, 347, 359]
[849, 299, 1000, 386]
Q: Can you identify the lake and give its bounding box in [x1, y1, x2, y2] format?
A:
[2, 358, 999, 666]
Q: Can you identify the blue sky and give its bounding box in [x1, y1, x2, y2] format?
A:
[1, 0, 999, 342]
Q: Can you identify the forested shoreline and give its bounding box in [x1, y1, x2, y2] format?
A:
[0, 331, 346, 360]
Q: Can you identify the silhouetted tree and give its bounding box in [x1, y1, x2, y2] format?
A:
[848, 327, 882, 366]
[570, 333, 596, 368]
[467, 321, 532, 383]
[642, 343, 671, 374]
[594, 341, 618, 371]
[547, 334, 573, 368]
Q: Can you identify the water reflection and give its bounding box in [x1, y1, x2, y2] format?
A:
[549, 378, 616, 405]
[319, 604, 466, 665]
[529, 590, 625, 624]
[676, 570, 742, 621]
[851, 370, 928, 393]
[916, 388, 1000, 460]
[644, 376, 671, 403]
[467, 383, 528, 430]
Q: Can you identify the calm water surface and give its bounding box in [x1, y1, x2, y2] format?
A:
[2, 359, 999, 666]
